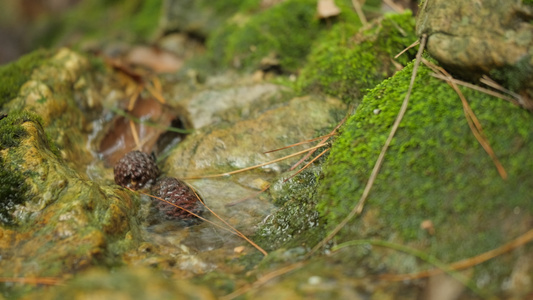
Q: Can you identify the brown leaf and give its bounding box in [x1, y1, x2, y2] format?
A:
[98, 97, 177, 166]
[126, 46, 183, 73]
[317, 0, 341, 19]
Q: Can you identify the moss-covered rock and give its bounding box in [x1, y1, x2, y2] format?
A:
[318, 59, 533, 296]
[254, 166, 326, 252]
[206, 0, 370, 72]
[417, 0, 533, 108]
[0, 115, 141, 282]
[0, 49, 51, 108]
[297, 11, 417, 104]
[29, 0, 163, 51]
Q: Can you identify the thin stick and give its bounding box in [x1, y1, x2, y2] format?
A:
[129, 120, 141, 149]
[264, 133, 335, 154]
[182, 143, 328, 180]
[145, 81, 166, 104]
[382, 0, 404, 12]
[283, 148, 330, 183]
[110, 106, 191, 134]
[307, 34, 428, 258]
[430, 73, 520, 106]
[127, 85, 143, 111]
[380, 228, 533, 281]
[480, 75, 524, 105]
[351, 0, 368, 26]
[395, 40, 420, 59]
[289, 116, 346, 171]
[423, 59, 507, 180]
[226, 148, 330, 206]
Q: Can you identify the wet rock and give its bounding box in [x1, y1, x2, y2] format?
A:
[0, 116, 141, 280]
[417, 0, 533, 108]
[165, 93, 345, 176]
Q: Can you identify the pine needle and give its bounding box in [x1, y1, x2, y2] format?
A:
[182, 143, 328, 180]
[283, 148, 330, 183]
[129, 120, 141, 149]
[430, 73, 521, 106]
[379, 228, 533, 281]
[264, 133, 334, 154]
[395, 40, 420, 59]
[422, 59, 508, 180]
[288, 116, 346, 171]
[351, 0, 368, 26]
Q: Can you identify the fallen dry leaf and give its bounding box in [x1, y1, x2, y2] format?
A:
[126, 46, 183, 73]
[317, 0, 341, 19]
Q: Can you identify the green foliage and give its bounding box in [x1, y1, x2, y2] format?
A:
[207, 0, 370, 72]
[0, 49, 51, 108]
[317, 60, 533, 287]
[212, 0, 321, 72]
[297, 11, 418, 104]
[37, 0, 163, 49]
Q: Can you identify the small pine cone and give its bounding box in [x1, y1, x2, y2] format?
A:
[114, 151, 160, 190]
[152, 177, 204, 225]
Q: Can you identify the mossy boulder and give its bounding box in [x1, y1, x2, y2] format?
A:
[206, 0, 374, 72]
[0, 115, 141, 284]
[317, 60, 533, 296]
[298, 11, 418, 104]
[417, 0, 533, 108]
[0, 49, 52, 108]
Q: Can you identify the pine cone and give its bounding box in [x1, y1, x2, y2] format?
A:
[114, 151, 160, 190]
[151, 177, 204, 225]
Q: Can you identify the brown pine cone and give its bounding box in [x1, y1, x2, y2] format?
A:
[151, 177, 204, 225]
[114, 151, 160, 190]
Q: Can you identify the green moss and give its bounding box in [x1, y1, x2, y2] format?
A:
[0, 156, 29, 225]
[0, 110, 41, 149]
[207, 0, 368, 72]
[0, 49, 51, 108]
[254, 169, 324, 251]
[297, 11, 417, 104]
[36, 0, 163, 49]
[317, 59, 533, 293]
